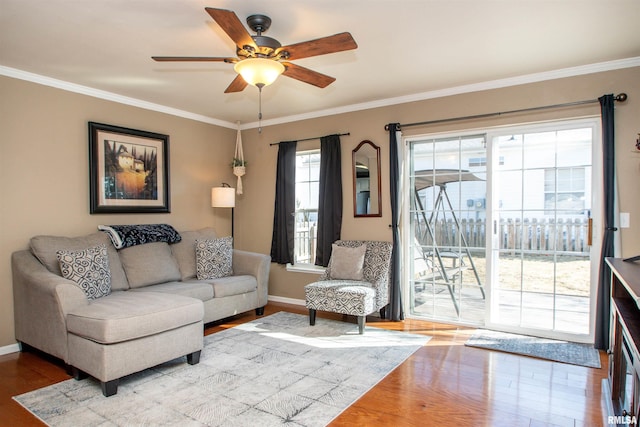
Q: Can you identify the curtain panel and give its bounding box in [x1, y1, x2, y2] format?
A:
[387, 123, 404, 321]
[270, 141, 297, 265]
[315, 134, 343, 267]
[595, 94, 617, 350]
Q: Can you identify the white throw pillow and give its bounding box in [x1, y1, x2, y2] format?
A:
[329, 243, 366, 280]
[56, 244, 111, 300]
[195, 237, 233, 280]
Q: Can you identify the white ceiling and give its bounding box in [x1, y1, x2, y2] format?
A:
[2, 0, 639, 129]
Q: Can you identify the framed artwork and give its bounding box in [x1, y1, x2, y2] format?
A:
[89, 122, 170, 214]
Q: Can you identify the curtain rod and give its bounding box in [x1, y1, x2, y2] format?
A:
[269, 132, 350, 146]
[384, 93, 628, 131]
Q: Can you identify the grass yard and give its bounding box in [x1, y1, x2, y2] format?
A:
[464, 253, 591, 297]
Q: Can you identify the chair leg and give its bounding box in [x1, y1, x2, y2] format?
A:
[309, 309, 316, 326]
[358, 316, 365, 334]
[380, 305, 387, 319]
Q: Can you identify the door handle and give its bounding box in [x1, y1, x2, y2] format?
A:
[587, 217, 593, 246]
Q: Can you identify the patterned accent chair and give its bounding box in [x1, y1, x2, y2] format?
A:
[304, 240, 393, 334]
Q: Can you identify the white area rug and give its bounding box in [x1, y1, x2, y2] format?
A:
[465, 329, 601, 368]
[14, 312, 430, 426]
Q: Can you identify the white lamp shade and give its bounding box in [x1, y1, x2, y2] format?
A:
[234, 58, 285, 87]
[211, 187, 235, 208]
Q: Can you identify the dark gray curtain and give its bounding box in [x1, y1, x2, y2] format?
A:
[270, 141, 297, 264]
[387, 123, 404, 321]
[595, 94, 617, 350]
[315, 134, 343, 266]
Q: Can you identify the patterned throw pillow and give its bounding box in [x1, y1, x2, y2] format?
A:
[56, 244, 111, 300]
[329, 243, 367, 280]
[195, 237, 233, 280]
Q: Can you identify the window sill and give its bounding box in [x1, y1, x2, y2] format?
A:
[286, 263, 326, 275]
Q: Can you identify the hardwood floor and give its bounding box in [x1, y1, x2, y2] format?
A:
[0, 302, 608, 426]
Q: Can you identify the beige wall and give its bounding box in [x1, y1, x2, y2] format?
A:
[1, 66, 639, 348]
[0, 76, 237, 347]
[236, 67, 640, 302]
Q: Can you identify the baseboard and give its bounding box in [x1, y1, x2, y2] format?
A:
[267, 295, 305, 307]
[0, 343, 20, 356]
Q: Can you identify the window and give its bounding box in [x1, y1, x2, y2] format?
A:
[544, 167, 586, 215]
[294, 150, 320, 264]
[468, 157, 486, 167]
[469, 156, 504, 167]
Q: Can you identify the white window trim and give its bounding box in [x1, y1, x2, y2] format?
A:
[286, 263, 326, 274]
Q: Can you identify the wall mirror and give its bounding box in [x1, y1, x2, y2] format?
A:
[352, 140, 382, 217]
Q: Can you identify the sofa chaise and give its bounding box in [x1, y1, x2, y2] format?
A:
[12, 227, 271, 396]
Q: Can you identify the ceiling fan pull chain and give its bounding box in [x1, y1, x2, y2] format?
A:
[258, 85, 263, 134]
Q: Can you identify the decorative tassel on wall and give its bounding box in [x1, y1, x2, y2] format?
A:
[232, 122, 246, 195]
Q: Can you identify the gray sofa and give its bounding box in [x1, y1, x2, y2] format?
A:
[12, 227, 271, 396]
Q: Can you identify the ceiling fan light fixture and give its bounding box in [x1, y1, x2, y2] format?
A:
[234, 58, 285, 88]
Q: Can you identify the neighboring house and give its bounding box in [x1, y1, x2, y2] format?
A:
[117, 150, 135, 170]
[413, 132, 592, 221]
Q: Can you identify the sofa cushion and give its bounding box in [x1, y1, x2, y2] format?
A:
[305, 281, 375, 316]
[171, 228, 218, 280]
[30, 232, 129, 291]
[196, 237, 233, 280]
[328, 243, 366, 280]
[57, 244, 111, 300]
[130, 281, 213, 301]
[66, 291, 203, 344]
[209, 275, 257, 298]
[118, 242, 181, 288]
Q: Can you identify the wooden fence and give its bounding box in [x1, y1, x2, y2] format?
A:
[417, 217, 589, 255]
[294, 222, 316, 264]
[295, 216, 589, 263]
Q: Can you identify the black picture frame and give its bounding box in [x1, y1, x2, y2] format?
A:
[89, 122, 170, 214]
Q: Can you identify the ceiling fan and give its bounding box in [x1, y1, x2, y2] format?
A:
[152, 7, 358, 93]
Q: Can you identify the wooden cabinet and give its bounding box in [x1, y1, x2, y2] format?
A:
[606, 258, 640, 419]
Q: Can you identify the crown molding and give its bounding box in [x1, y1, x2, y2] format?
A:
[2, 57, 639, 132]
[243, 56, 640, 129]
[0, 66, 238, 129]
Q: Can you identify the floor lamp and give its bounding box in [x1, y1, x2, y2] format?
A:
[211, 183, 236, 239]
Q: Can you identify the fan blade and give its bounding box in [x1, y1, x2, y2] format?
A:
[205, 7, 256, 50]
[224, 74, 249, 93]
[278, 32, 357, 60]
[152, 56, 233, 62]
[282, 62, 336, 88]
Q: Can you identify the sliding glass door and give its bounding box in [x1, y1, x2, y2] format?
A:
[488, 124, 597, 339]
[406, 119, 600, 341]
[408, 134, 488, 324]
